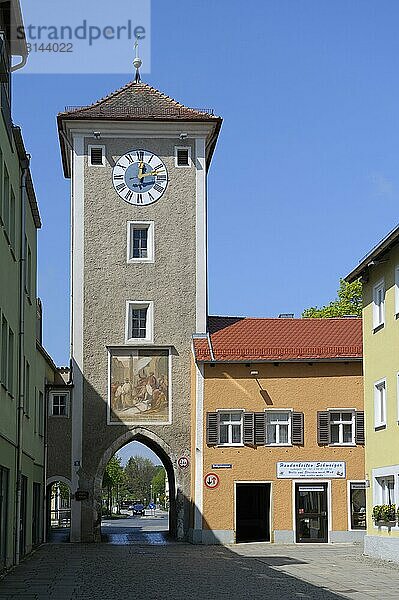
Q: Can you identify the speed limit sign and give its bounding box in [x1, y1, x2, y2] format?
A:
[204, 472, 219, 489]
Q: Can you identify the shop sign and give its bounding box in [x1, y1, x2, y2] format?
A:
[75, 490, 89, 501]
[277, 461, 346, 479]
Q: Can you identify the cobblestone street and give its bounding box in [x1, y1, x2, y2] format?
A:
[1, 534, 399, 599]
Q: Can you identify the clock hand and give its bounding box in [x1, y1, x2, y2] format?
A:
[140, 170, 161, 178]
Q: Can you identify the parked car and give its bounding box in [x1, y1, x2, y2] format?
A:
[131, 503, 145, 516]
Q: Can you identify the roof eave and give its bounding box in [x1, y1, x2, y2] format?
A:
[345, 223, 399, 283]
[195, 356, 363, 364]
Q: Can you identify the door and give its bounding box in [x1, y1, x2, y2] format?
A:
[295, 483, 328, 543]
[19, 475, 27, 557]
[32, 483, 41, 547]
[236, 483, 270, 543]
[0, 467, 9, 569]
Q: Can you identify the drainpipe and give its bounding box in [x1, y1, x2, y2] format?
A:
[14, 156, 29, 565]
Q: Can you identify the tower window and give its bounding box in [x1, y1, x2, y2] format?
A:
[50, 392, 70, 417]
[88, 145, 105, 167]
[127, 222, 154, 263]
[125, 301, 154, 343]
[175, 146, 191, 167]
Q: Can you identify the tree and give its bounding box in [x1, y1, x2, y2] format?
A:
[151, 466, 166, 497]
[124, 456, 158, 503]
[302, 279, 362, 318]
[102, 456, 125, 516]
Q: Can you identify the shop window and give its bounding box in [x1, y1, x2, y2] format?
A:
[349, 482, 366, 530]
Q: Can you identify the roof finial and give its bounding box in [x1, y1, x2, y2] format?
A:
[133, 39, 142, 83]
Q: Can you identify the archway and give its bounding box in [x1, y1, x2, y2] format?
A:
[46, 477, 72, 543]
[93, 429, 179, 543]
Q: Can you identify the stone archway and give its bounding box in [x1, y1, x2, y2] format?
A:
[92, 427, 182, 542]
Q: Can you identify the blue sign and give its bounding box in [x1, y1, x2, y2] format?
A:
[148, 503, 155, 509]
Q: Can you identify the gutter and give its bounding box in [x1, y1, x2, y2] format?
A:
[15, 154, 29, 565]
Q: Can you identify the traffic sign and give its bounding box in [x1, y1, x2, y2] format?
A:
[204, 472, 219, 489]
[178, 456, 190, 469]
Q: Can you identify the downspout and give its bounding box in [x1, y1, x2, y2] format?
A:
[15, 156, 29, 565]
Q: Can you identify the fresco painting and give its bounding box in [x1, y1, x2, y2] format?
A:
[109, 349, 169, 423]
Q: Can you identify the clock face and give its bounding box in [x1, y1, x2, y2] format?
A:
[112, 149, 168, 205]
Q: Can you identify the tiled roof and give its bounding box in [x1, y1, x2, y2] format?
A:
[193, 316, 363, 362]
[58, 81, 219, 121]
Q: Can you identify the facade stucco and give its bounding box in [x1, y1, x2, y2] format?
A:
[200, 361, 365, 543]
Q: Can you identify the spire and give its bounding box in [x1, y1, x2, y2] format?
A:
[133, 39, 142, 84]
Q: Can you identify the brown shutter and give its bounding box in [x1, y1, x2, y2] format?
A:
[243, 412, 255, 445]
[254, 412, 266, 445]
[206, 412, 219, 446]
[317, 411, 330, 444]
[292, 412, 304, 445]
[355, 411, 365, 445]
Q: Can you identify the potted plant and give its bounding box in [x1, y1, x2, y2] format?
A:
[373, 504, 397, 525]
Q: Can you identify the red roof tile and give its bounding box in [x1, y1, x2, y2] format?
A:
[193, 316, 363, 362]
[58, 81, 219, 121]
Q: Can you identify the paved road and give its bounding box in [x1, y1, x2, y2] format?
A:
[1, 532, 399, 599]
[101, 512, 169, 545]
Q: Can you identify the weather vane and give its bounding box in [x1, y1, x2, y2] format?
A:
[133, 39, 142, 83]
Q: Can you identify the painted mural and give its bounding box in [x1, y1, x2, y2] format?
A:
[109, 349, 169, 423]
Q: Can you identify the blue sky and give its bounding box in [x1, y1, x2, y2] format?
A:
[13, 0, 399, 365]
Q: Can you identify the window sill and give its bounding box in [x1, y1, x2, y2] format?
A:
[374, 424, 386, 431]
[329, 443, 356, 447]
[373, 323, 384, 334]
[217, 443, 244, 448]
[265, 443, 292, 447]
[127, 258, 155, 264]
[125, 338, 154, 345]
[49, 414, 69, 418]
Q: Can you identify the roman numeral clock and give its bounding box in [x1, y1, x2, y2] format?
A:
[112, 149, 168, 205]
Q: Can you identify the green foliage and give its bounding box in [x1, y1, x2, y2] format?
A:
[372, 504, 397, 523]
[302, 279, 362, 318]
[124, 455, 158, 503]
[102, 456, 124, 489]
[151, 466, 166, 498]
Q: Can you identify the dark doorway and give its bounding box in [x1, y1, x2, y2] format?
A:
[236, 483, 271, 543]
[19, 475, 27, 557]
[295, 483, 328, 543]
[32, 482, 42, 547]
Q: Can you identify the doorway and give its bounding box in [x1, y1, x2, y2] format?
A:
[235, 483, 271, 543]
[295, 483, 328, 543]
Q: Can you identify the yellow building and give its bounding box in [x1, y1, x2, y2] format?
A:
[347, 225, 399, 562]
[192, 316, 365, 544]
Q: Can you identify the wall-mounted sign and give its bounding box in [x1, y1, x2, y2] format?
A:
[277, 461, 346, 479]
[204, 473, 220, 489]
[75, 490, 89, 501]
[178, 457, 189, 469]
[211, 464, 232, 469]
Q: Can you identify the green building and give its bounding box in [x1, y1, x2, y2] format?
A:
[346, 224, 399, 562]
[0, 0, 59, 571]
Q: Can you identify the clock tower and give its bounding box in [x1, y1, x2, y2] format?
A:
[57, 72, 221, 542]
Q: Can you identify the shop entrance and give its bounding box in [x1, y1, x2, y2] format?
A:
[235, 483, 271, 543]
[295, 483, 328, 543]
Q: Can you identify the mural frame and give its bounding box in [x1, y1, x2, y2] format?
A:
[107, 346, 172, 426]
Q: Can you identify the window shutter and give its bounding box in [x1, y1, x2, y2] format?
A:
[254, 412, 266, 445]
[355, 411, 365, 445]
[177, 148, 189, 166]
[90, 147, 103, 165]
[317, 411, 330, 444]
[206, 412, 219, 446]
[243, 412, 255, 445]
[292, 412, 304, 445]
